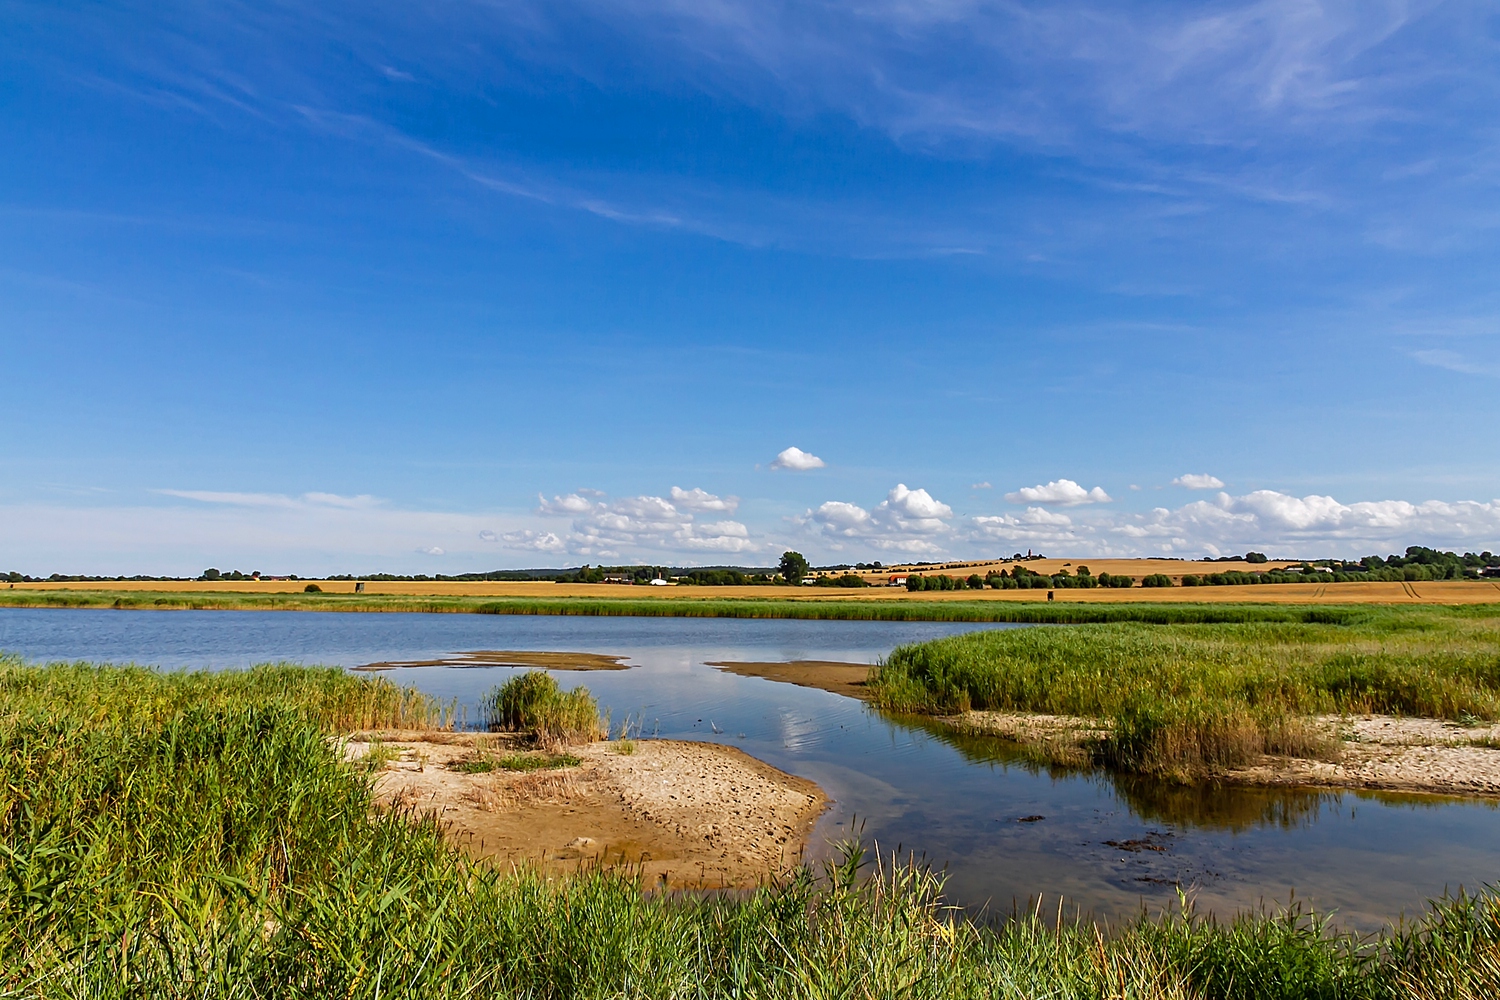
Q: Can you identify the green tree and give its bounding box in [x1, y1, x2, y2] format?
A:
[779, 550, 810, 585]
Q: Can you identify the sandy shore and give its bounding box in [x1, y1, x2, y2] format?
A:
[947, 710, 1500, 797]
[347, 732, 827, 887]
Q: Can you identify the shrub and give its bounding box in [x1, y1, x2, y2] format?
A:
[1182, 574, 1200, 587]
[967, 574, 985, 589]
[480, 671, 605, 744]
[1142, 574, 1174, 588]
[303, 583, 322, 593]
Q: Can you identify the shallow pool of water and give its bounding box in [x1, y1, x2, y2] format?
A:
[3, 606, 1496, 931]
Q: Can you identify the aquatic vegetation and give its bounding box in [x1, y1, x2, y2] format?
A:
[1, 660, 1498, 997]
[871, 607, 1500, 777]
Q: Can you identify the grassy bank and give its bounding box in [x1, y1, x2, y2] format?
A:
[2, 658, 1500, 997]
[870, 605, 1500, 776]
[0, 587, 1404, 622]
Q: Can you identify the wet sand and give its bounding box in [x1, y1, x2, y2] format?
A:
[354, 650, 630, 671]
[348, 732, 826, 887]
[708, 660, 872, 700]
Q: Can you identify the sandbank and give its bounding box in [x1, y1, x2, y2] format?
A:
[347, 732, 826, 888]
[353, 650, 629, 671]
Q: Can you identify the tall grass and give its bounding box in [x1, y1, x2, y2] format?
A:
[0, 656, 449, 731]
[478, 669, 606, 743]
[871, 610, 1500, 776]
[1, 661, 1498, 997]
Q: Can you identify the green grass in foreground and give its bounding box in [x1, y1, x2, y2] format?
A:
[0, 586, 1430, 621]
[871, 605, 1500, 776]
[2, 658, 1499, 998]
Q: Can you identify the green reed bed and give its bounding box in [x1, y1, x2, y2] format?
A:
[0, 656, 449, 731]
[478, 670, 607, 743]
[1, 660, 1499, 998]
[870, 606, 1500, 776]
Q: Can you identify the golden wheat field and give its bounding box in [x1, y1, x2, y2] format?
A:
[6, 577, 1499, 604]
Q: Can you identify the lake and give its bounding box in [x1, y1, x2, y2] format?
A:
[3, 606, 1496, 931]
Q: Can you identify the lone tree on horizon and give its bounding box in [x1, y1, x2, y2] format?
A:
[779, 550, 810, 585]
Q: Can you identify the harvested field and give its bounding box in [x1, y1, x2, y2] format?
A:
[4, 578, 1498, 606]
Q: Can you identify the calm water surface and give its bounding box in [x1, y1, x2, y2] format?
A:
[3, 607, 1496, 931]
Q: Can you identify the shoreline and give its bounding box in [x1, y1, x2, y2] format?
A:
[349, 732, 828, 888]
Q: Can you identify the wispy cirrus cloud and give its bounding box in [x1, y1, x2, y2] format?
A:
[1413, 349, 1500, 378]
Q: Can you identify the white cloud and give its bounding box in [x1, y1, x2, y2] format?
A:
[1172, 473, 1226, 490]
[1106, 490, 1500, 555]
[418, 546, 445, 556]
[770, 446, 825, 471]
[806, 484, 954, 552]
[971, 481, 993, 489]
[498, 529, 566, 553]
[535, 488, 758, 556]
[478, 530, 497, 542]
[1004, 479, 1113, 506]
[537, 492, 597, 515]
[971, 507, 1088, 546]
[669, 486, 740, 513]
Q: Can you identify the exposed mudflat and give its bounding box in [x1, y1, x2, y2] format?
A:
[346, 732, 827, 888]
[707, 660, 872, 700]
[353, 650, 630, 671]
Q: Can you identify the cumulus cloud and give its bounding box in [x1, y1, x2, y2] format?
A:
[806, 484, 954, 552]
[971, 481, 992, 489]
[1172, 474, 1226, 490]
[537, 492, 597, 515]
[770, 447, 825, 471]
[498, 529, 566, 553]
[971, 507, 1088, 546]
[535, 487, 757, 556]
[478, 530, 497, 542]
[669, 486, 740, 513]
[417, 546, 445, 556]
[1107, 490, 1500, 555]
[1004, 480, 1113, 506]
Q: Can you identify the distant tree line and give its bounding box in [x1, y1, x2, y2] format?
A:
[1183, 547, 1498, 586]
[907, 566, 1139, 591]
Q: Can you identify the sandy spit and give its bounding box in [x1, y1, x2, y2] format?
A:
[346, 733, 827, 888]
[949, 710, 1500, 797]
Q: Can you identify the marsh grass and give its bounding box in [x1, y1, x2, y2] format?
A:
[871, 608, 1500, 777]
[479, 669, 606, 744]
[1, 660, 1498, 998]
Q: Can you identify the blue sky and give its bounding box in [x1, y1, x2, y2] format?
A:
[3, 0, 1499, 573]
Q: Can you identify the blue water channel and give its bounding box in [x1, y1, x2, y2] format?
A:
[3, 606, 1496, 932]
